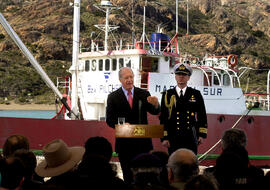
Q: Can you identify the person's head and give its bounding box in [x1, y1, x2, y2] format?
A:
[0, 157, 25, 189]
[35, 139, 85, 178]
[184, 174, 219, 190]
[13, 149, 37, 180]
[76, 154, 115, 189]
[130, 153, 163, 184]
[77, 154, 114, 179]
[173, 63, 192, 89]
[151, 151, 169, 166]
[83, 136, 113, 162]
[119, 67, 134, 91]
[151, 151, 170, 185]
[2, 134, 29, 158]
[221, 128, 247, 150]
[167, 148, 199, 184]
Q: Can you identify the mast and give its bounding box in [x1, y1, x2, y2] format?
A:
[179, 0, 189, 35]
[132, 0, 135, 45]
[186, 0, 189, 35]
[176, 0, 178, 34]
[69, 0, 80, 119]
[94, 1, 120, 51]
[142, 1, 147, 48]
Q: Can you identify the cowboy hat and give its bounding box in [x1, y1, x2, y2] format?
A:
[35, 139, 85, 177]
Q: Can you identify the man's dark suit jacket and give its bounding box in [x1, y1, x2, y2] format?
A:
[106, 87, 160, 154]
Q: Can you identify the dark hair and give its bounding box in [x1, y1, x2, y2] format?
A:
[84, 136, 112, 162]
[1, 157, 25, 189]
[13, 149, 37, 179]
[221, 128, 247, 149]
[2, 134, 29, 157]
[130, 153, 162, 169]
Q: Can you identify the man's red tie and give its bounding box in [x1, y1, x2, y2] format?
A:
[128, 91, 133, 108]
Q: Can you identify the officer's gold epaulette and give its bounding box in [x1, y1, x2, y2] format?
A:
[199, 127, 207, 134]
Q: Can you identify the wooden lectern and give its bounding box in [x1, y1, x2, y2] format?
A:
[115, 124, 164, 138]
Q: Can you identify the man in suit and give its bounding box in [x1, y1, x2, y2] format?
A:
[160, 63, 207, 155]
[106, 67, 160, 183]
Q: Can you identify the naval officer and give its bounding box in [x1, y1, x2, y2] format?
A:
[159, 62, 208, 154]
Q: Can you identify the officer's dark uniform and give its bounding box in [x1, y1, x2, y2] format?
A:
[159, 64, 208, 154]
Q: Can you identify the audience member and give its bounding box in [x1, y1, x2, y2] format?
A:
[167, 148, 199, 190]
[221, 128, 247, 150]
[0, 157, 25, 190]
[2, 134, 29, 158]
[204, 128, 264, 189]
[75, 154, 127, 190]
[213, 147, 249, 190]
[129, 153, 170, 190]
[151, 150, 170, 186]
[264, 170, 270, 186]
[13, 149, 42, 189]
[184, 174, 219, 190]
[35, 139, 85, 190]
[83, 136, 113, 162]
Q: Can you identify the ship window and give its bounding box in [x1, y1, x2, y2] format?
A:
[213, 74, 221, 85]
[152, 58, 158, 72]
[105, 59, 110, 71]
[204, 72, 212, 86]
[112, 59, 117, 71]
[141, 56, 159, 72]
[119, 58, 124, 69]
[223, 74, 230, 86]
[126, 59, 131, 68]
[85, 60, 90, 71]
[99, 59, 103, 71]
[91, 60, 97, 71]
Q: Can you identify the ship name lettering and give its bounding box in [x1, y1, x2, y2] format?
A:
[203, 87, 222, 96]
[155, 85, 175, 92]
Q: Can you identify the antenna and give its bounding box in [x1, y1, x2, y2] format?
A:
[140, 0, 162, 49]
[94, 1, 121, 51]
[178, 0, 189, 35]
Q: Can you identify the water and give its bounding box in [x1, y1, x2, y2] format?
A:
[0, 110, 56, 119]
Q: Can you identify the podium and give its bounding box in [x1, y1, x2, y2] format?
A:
[115, 124, 164, 138]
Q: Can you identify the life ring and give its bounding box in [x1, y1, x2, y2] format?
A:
[227, 54, 237, 67]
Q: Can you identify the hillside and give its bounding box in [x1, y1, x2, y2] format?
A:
[0, 0, 270, 104]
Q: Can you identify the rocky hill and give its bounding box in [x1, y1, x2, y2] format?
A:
[0, 0, 270, 103]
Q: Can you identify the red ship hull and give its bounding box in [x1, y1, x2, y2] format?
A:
[0, 113, 269, 167]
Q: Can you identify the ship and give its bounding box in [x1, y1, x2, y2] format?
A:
[0, 0, 270, 167]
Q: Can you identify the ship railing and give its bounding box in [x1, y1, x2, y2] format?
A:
[135, 70, 149, 90]
[244, 93, 269, 111]
[56, 76, 71, 95]
[80, 39, 173, 53]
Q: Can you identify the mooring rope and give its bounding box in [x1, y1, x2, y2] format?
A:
[198, 107, 253, 162]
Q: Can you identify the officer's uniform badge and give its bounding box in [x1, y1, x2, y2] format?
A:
[189, 95, 196, 102]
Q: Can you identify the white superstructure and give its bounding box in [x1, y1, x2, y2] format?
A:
[67, 0, 260, 120]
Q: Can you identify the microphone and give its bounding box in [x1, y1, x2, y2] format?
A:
[138, 100, 142, 124]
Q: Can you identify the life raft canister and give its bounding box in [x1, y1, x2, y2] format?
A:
[227, 54, 237, 67]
